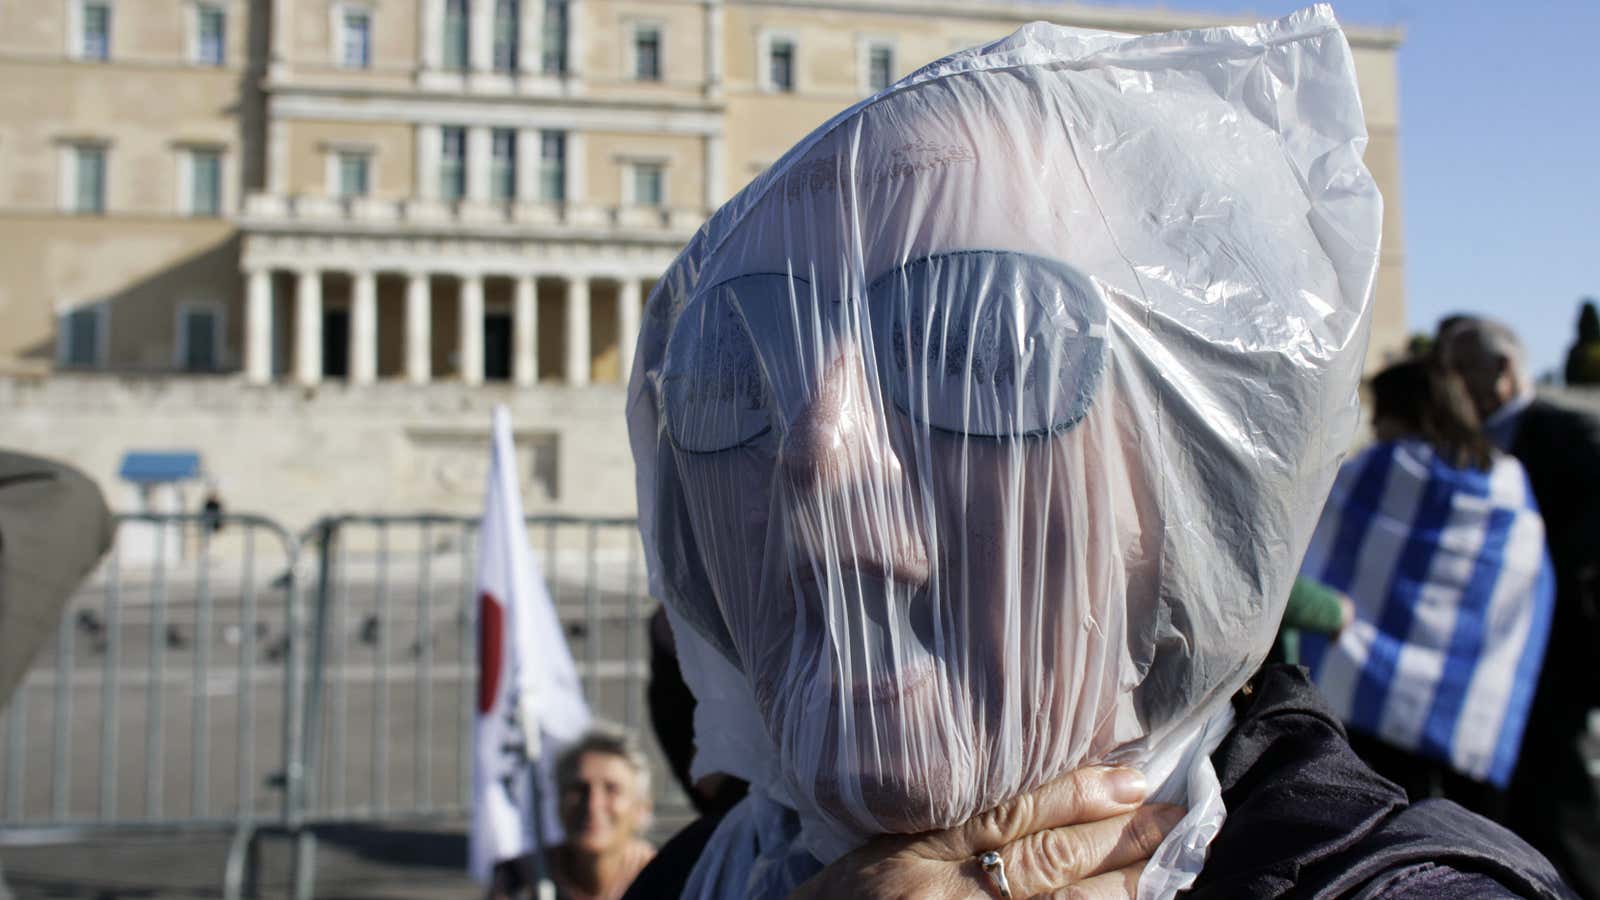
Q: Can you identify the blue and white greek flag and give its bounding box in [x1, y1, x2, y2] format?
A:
[1300, 439, 1555, 788]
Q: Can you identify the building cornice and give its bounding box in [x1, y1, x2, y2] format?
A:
[240, 229, 685, 278]
[0, 50, 254, 74]
[267, 85, 727, 135]
[237, 194, 704, 253]
[729, 0, 1403, 50]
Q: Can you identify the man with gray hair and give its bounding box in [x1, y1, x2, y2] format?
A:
[1439, 316, 1600, 897]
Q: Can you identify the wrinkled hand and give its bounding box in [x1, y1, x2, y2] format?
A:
[787, 766, 1184, 900]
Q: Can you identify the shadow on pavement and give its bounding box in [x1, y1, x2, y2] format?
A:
[1, 822, 480, 900]
[310, 822, 468, 871]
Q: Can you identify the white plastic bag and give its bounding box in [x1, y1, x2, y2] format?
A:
[628, 5, 1381, 896]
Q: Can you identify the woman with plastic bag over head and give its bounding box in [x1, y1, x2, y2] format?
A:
[619, 6, 1577, 899]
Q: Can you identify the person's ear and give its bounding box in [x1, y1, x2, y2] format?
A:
[1494, 356, 1518, 403]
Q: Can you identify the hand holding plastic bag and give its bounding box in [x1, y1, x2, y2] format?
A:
[788, 766, 1184, 899]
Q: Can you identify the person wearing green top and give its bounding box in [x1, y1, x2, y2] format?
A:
[1275, 576, 1353, 666]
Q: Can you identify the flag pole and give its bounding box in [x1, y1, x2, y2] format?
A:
[471, 405, 590, 896]
[529, 764, 555, 900]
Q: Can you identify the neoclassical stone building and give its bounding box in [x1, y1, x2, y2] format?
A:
[0, 0, 1406, 523]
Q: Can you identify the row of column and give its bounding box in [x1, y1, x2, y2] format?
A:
[414, 125, 586, 205]
[419, 0, 583, 77]
[243, 268, 642, 388]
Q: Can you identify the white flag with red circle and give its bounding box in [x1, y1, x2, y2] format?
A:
[469, 406, 592, 883]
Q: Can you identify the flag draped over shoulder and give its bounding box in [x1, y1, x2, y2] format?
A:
[470, 406, 592, 883]
[1300, 439, 1555, 788]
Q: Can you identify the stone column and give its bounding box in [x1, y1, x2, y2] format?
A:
[566, 0, 584, 85]
[513, 274, 538, 386]
[267, 123, 287, 195]
[416, 125, 439, 201]
[405, 271, 432, 383]
[269, 0, 291, 78]
[469, 0, 494, 73]
[565, 131, 586, 205]
[349, 270, 378, 384]
[517, 0, 540, 76]
[459, 273, 485, 385]
[294, 269, 323, 385]
[704, 134, 725, 209]
[419, 0, 443, 72]
[516, 126, 540, 203]
[466, 125, 492, 203]
[617, 277, 641, 384]
[564, 276, 589, 386]
[703, 0, 723, 100]
[245, 267, 273, 384]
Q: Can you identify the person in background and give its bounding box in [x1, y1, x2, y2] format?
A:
[1272, 577, 1355, 666]
[1298, 356, 1554, 822]
[1439, 317, 1600, 897]
[647, 607, 748, 817]
[200, 481, 225, 533]
[0, 450, 114, 898]
[489, 730, 657, 900]
[548, 731, 656, 900]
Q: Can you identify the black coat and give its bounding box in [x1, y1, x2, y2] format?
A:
[624, 666, 1574, 898]
[1188, 666, 1573, 898]
[1503, 397, 1600, 896]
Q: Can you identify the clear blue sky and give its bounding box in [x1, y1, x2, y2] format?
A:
[1084, 0, 1600, 379]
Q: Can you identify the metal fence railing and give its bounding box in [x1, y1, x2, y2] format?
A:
[285, 514, 673, 898]
[0, 511, 678, 899]
[0, 513, 302, 897]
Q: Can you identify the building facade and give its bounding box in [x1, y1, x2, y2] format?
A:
[0, 0, 1405, 525]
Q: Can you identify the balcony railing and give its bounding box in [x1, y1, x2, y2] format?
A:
[239, 193, 705, 237]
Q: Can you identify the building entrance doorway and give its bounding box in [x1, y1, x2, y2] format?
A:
[322, 309, 349, 378]
[484, 312, 512, 381]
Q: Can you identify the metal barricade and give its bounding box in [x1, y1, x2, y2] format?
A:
[0, 511, 671, 899]
[0, 513, 302, 899]
[286, 514, 673, 900]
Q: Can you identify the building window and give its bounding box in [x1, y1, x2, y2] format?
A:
[493, 0, 518, 72]
[58, 304, 107, 369]
[70, 144, 107, 214]
[440, 126, 466, 201]
[491, 128, 516, 202]
[633, 25, 661, 81]
[336, 151, 371, 198]
[443, 0, 469, 71]
[188, 149, 222, 216]
[195, 4, 225, 65]
[767, 37, 795, 93]
[541, 0, 567, 75]
[80, 1, 111, 61]
[538, 130, 565, 202]
[631, 162, 664, 207]
[339, 7, 372, 69]
[178, 306, 222, 372]
[866, 42, 894, 92]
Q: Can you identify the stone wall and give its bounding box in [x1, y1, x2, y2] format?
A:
[0, 374, 635, 530]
